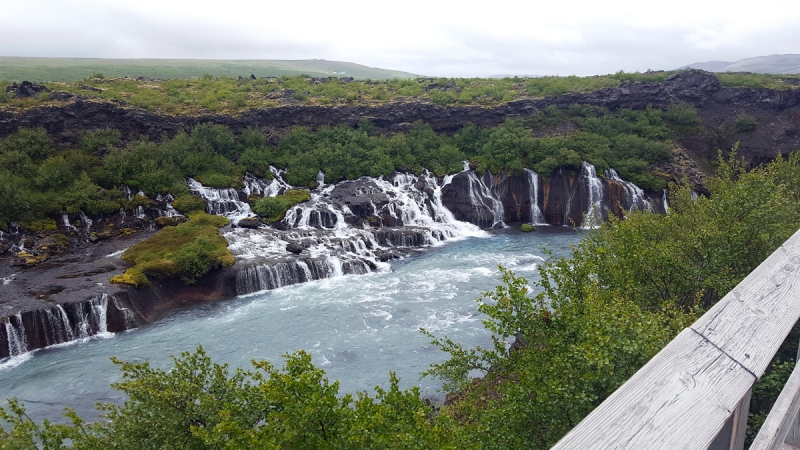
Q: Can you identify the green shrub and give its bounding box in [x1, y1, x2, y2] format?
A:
[113, 212, 232, 286]
[520, 223, 535, 232]
[173, 195, 206, 214]
[735, 113, 758, 132]
[252, 190, 310, 222]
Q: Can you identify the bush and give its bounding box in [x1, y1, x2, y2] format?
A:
[252, 190, 311, 222]
[113, 212, 232, 286]
[520, 223, 535, 232]
[735, 113, 758, 132]
[173, 195, 207, 214]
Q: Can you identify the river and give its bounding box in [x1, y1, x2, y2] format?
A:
[0, 227, 580, 423]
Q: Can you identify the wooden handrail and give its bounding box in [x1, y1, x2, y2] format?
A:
[550, 228, 800, 450]
[750, 362, 800, 450]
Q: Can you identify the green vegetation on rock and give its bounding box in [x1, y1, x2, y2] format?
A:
[0, 104, 687, 227]
[110, 212, 233, 286]
[252, 189, 311, 222]
[520, 223, 534, 232]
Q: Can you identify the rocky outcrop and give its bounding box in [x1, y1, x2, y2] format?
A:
[2, 71, 799, 166]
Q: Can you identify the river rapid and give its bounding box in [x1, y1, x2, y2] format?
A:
[0, 227, 579, 423]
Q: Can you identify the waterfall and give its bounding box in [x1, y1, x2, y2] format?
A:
[112, 297, 139, 329]
[61, 213, 77, 232]
[4, 314, 27, 357]
[242, 170, 291, 198]
[79, 211, 94, 230]
[90, 294, 110, 336]
[662, 189, 670, 213]
[155, 194, 182, 217]
[524, 168, 546, 225]
[187, 178, 254, 220]
[582, 162, 604, 229]
[465, 171, 505, 228]
[605, 168, 652, 212]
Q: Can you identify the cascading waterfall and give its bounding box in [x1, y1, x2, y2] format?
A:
[581, 162, 605, 229]
[524, 168, 546, 225]
[604, 168, 652, 212]
[79, 211, 94, 230]
[187, 178, 254, 220]
[465, 171, 505, 228]
[112, 297, 138, 329]
[4, 314, 27, 357]
[663, 189, 670, 213]
[155, 194, 182, 217]
[229, 171, 487, 296]
[1, 295, 120, 362]
[61, 213, 77, 232]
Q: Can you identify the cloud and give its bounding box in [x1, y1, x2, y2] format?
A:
[1, 0, 800, 76]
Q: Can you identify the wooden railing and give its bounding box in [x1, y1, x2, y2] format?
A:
[550, 228, 800, 450]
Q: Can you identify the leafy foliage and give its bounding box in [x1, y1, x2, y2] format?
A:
[252, 189, 311, 222]
[423, 151, 800, 448]
[0, 347, 467, 449]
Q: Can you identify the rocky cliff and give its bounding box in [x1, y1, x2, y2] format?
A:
[1, 71, 799, 166]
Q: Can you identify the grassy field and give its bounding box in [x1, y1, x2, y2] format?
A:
[0, 57, 418, 82]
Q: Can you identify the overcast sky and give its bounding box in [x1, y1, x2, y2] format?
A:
[2, 0, 799, 77]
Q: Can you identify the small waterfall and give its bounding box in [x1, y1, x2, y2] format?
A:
[42, 306, 74, 345]
[582, 162, 604, 229]
[155, 194, 182, 217]
[524, 168, 545, 225]
[4, 314, 27, 357]
[316, 170, 326, 188]
[61, 213, 77, 232]
[605, 168, 652, 212]
[79, 211, 94, 230]
[90, 294, 110, 336]
[242, 171, 291, 198]
[187, 178, 254, 220]
[112, 297, 138, 329]
[465, 171, 505, 228]
[662, 189, 670, 214]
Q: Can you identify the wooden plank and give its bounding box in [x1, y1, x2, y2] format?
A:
[751, 364, 800, 450]
[550, 329, 756, 450]
[692, 229, 800, 377]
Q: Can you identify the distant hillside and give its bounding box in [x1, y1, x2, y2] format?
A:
[0, 57, 418, 82]
[682, 54, 800, 74]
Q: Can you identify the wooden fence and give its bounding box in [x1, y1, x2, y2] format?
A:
[550, 228, 800, 450]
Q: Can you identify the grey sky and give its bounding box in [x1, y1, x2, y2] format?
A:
[2, 0, 799, 77]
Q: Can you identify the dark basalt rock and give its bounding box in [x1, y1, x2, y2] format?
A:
[2, 71, 798, 167]
[285, 242, 304, 254]
[5, 81, 48, 98]
[237, 217, 262, 229]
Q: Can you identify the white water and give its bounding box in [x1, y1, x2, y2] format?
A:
[0, 228, 580, 423]
[524, 168, 546, 225]
[187, 178, 255, 221]
[581, 162, 605, 229]
[605, 168, 652, 213]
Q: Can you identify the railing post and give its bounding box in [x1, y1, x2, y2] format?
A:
[708, 388, 752, 450]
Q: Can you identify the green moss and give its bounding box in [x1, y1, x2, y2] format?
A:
[154, 216, 187, 227]
[252, 190, 311, 222]
[173, 196, 206, 214]
[110, 268, 149, 288]
[520, 223, 535, 232]
[19, 218, 57, 232]
[114, 212, 232, 286]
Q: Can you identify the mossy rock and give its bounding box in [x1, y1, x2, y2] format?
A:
[122, 195, 154, 211]
[173, 196, 207, 214]
[20, 219, 58, 232]
[520, 223, 535, 233]
[155, 216, 188, 227]
[110, 268, 149, 288]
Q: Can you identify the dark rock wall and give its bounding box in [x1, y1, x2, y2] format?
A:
[1, 71, 799, 165]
